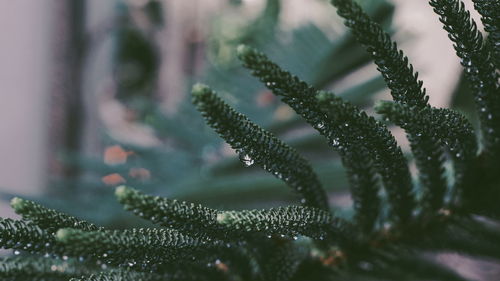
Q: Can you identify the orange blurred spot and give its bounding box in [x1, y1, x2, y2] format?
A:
[319, 250, 345, 267]
[320, 255, 336, 266]
[129, 168, 151, 180]
[274, 105, 294, 121]
[102, 173, 126, 186]
[104, 145, 133, 165]
[215, 260, 229, 273]
[256, 90, 275, 107]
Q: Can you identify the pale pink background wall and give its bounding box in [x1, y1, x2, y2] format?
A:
[0, 1, 52, 218]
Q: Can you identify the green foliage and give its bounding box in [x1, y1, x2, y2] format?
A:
[55, 0, 394, 225]
[69, 270, 167, 281]
[237, 45, 413, 227]
[0, 257, 95, 281]
[429, 0, 500, 164]
[192, 83, 328, 211]
[55, 227, 207, 265]
[375, 102, 477, 209]
[115, 185, 222, 238]
[0, 218, 64, 256]
[471, 0, 499, 66]
[10, 197, 101, 233]
[1, 0, 500, 280]
[216, 206, 334, 239]
[331, 0, 429, 108]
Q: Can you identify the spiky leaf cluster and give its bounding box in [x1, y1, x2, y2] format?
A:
[331, 0, 430, 108]
[0, 257, 96, 281]
[429, 0, 500, 163]
[237, 45, 414, 229]
[192, 83, 329, 211]
[471, 0, 499, 66]
[1, 0, 499, 280]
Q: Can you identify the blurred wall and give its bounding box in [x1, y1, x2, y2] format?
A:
[0, 1, 52, 217]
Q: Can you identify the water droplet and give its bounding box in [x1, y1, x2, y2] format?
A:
[316, 123, 325, 129]
[300, 198, 307, 204]
[331, 138, 340, 147]
[62, 256, 68, 261]
[359, 261, 373, 270]
[13, 250, 20, 255]
[487, 113, 493, 120]
[239, 154, 254, 167]
[344, 123, 349, 127]
[293, 236, 298, 240]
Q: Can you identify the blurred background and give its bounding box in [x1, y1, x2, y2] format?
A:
[0, 0, 481, 232]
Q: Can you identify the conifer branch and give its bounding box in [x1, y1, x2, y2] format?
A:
[116, 186, 346, 244]
[70, 269, 221, 281]
[0, 218, 62, 255]
[237, 45, 415, 225]
[376, 101, 477, 208]
[404, 136, 447, 213]
[115, 186, 223, 239]
[70, 270, 165, 281]
[192, 83, 329, 210]
[472, 0, 500, 67]
[330, 0, 429, 108]
[374, 104, 447, 213]
[243, 46, 381, 228]
[55, 228, 208, 265]
[315, 92, 415, 225]
[0, 257, 94, 280]
[312, 92, 380, 232]
[334, 149, 380, 232]
[216, 206, 334, 239]
[429, 0, 500, 160]
[10, 197, 101, 233]
[259, 242, 308, 281]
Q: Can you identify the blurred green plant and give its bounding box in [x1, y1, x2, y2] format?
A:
[24, 0, 396, 226]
